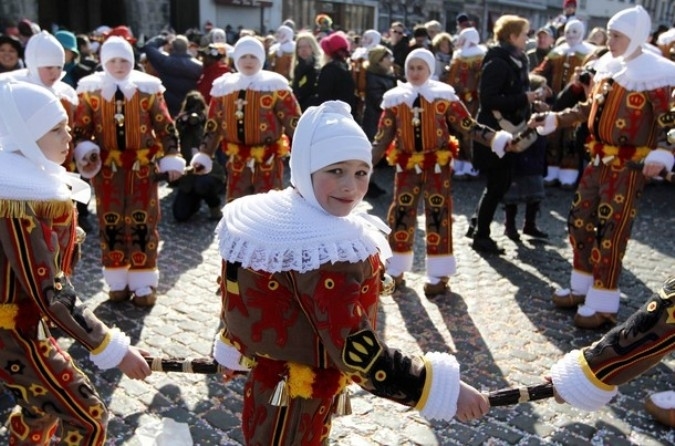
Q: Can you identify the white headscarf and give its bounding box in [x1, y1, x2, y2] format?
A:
[290, 101, 372, 213]
[233, 36, 265, 73]
[607, 5, 651, 60]
[25, 31, 65, 86]
[362, 29, 382, 50]
[564, 19, 585, 47]
[0, 79, 89, 202]
[405, 48, 435, 80]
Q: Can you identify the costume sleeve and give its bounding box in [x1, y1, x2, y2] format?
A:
[551, 278, 675, 411]
[0, 209, 110, 353]
[371, 107, 397, 164]
[274, 89, 302, 140]
[446, 99, 504, 149]
[72, 92, 96, 143]
[290, 265, 461, 420]
[200, 96, 226, 157]
[149, 92, 179, 156]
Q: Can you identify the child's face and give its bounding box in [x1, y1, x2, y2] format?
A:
[406, 58, 430, 86]
[105, 57, 133, 79]
[312, 160, 371, 217]
[38, 66, 63, 87]
[238, 54, 261, 75]
[37, 119, 71, 164]
[608, 29, 630, 58]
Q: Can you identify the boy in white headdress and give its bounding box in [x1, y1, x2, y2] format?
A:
[72, 36, 184, 307]
[192, 36, 301, 202]
[0, 79, 151, 445]
[268, 25, 295, 79]
[532, 19, 597, 188]
[0, 30, 90, 261]
[446, 27, 486, 180]
[372, 48, 511, 298]
[212, 100, 489, 444]
[529, 5, 675, 329]
[350, 29, 382, 119]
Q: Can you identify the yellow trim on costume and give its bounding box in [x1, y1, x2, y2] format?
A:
[414, 355, 433, 410]
[587, 143, 651, 166]
[286, 362, 349, 399]
[0, 304, 19, 329]
[103, 148, 153, 168]
[0, 199, 73, 219]
[90, 331, 112, 355]
[578, 350, 615, 392]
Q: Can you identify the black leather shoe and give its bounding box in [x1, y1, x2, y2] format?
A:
[504, 227, 521, 241]
[523, 227, 549, 239]
[472, 237, 505, 254]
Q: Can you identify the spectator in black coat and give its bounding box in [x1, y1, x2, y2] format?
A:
[143, 34, 203, 117]
[468, 15, 541, 255]
[290, 31, 322, 111]
[315, 31, 357, 116]
[362, 45, 396, 142]
[385, 21, 409, 80]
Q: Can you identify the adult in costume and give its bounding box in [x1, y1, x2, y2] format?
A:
[194, 36, 301, 202]
[372, 48, 512, 297]
[0, 79, 150, 445]
[212, 100, 489, 444]
[529, 6, 675, 329]
[72, 36, 183, 307]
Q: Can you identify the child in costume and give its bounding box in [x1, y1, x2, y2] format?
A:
[529, 6, 675, 329]
[550, 275, 675, 427]
[72, 36, 184, 307]
[212, 101, 490, 445]
[0, 79, 151, 445]
[194, 36, 301, 202]
[371, 48, 512, 297]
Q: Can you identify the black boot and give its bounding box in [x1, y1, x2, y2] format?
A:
[503, 204, 520, 241]
[523, 202, 548, 238]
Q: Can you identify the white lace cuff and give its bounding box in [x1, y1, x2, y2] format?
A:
[89, 328, 130, 370]
[536, 113, 557, 136]
[644, 148, 674, 173]
[158, 155, 186, 173]
[190, 152, 213, 174]
[550, 350, 617, 411]
[417, 352, 460, 421]
[491, 130, 512, 158]
[213, 335, 251, 371]
[74, 141, 101, 179]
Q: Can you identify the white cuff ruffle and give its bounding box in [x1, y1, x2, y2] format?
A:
[74, 141, 101, 179]
[213, 336, 251, 372]
[644, 148, 675, 173]
[491, 130, 512, 158]
[550, 350, 617, 411]
[158, 155, 186, 173]
[190, 152, 213, 174]
[536, 113, 558, 136]
[89, 328, 130, 370]
[417, 352, 460, 421]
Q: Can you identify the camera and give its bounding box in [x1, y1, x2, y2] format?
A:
[578, 68, 596, 86]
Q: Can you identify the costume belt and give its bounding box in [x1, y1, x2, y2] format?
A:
[224, 135, 290, 165]
[252, 356, 349, 399]
[586, 140, 651, 167]
[386, 136, 459, 174]
[0, 303, 42, 331]
[103, 148, 158, 170]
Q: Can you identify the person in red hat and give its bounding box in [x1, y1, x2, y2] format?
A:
[549, 0, 579, 38]
[315, 31, 358, 117]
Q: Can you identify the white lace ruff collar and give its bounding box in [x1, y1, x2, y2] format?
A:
[217, 188, 391, 273]
[382, 79, 458, 108]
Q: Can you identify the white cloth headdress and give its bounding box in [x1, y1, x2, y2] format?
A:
[25, 31, 65, 86]
[0, 79, 89, 203]
[608, 5, 651, 60]
[233, 36, 265, 72]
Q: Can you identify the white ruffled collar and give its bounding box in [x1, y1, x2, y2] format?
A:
[595, 51, 675, 92]
[210, 70, 291, 98]
[453, 45, 486, 59]
[0, 151, 90, 203]
[382, 79, 458, 108]
[216, 188, 391, 273]
[76, 70, 165, 101]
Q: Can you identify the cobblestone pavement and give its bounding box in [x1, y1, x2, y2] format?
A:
[1, 166, 674, 445]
